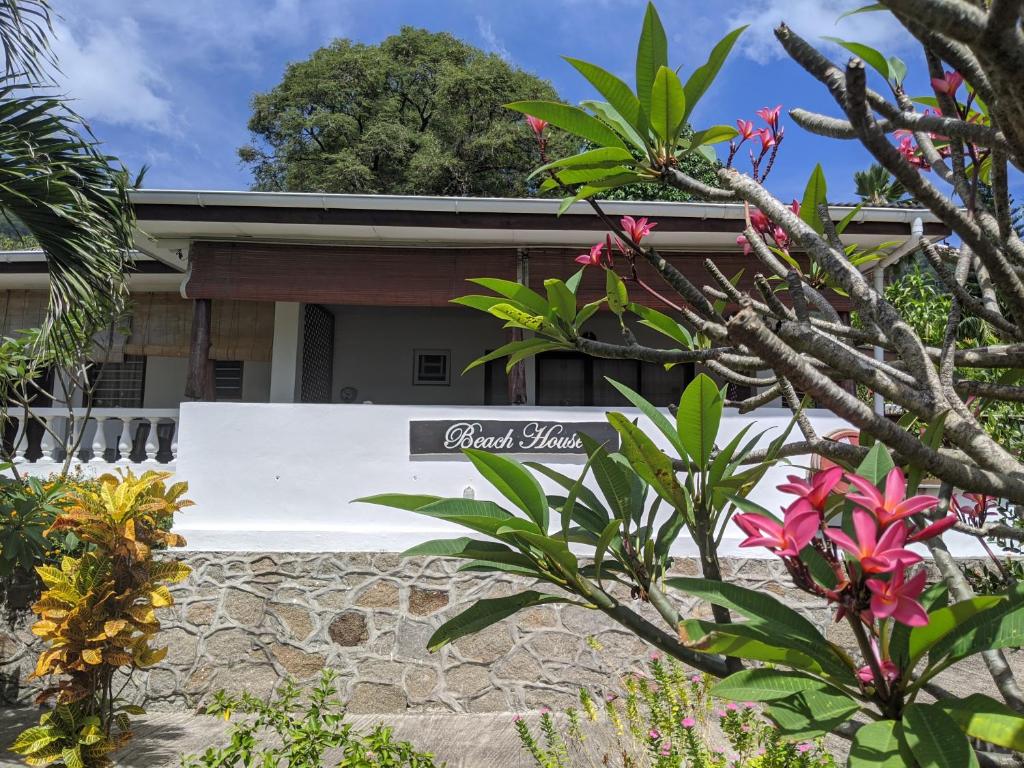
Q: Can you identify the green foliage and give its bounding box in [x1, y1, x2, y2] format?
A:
[514, 653, 836, 767]
[853, 164, 909, 206]
[505, 2, 742, 207]
[239, 26, 572, 197]
[180, 669, 440, 768]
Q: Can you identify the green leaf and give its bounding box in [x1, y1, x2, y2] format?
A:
[711, 668, 835, 702]
[664, 577, 826, 645]
[650, 65, 685, 144]
[402, 537, 537, 570]
[627, 302, 693, 348]
[605, 377, 686, 458]
[683, 26, 747, 120]
[888, 56, 907, 85]
[837, 3, 886, 22]
[677, 373, 722, 469]
[766, 687, 861, 741]
[904, 595, 1005, 668]
[544, 278, 576, 323]
[540, 165, 634, 191]
[929, 586, 1024, 669]
[679, 620, 829, 675]
[529, 463, 612, 531]
[686, 124, 738, 148]
[501, 527, 578, 576]
[822, 37, 892, 84]
[580, 433, 634, 520]
[607, 411, 687, 510]
[506, 100, 627, 150]
[606, 268, 629, 316]
[465, 450, 549, 531]
[354, 493, 441, 511]
[593, 518, 622, 583]
[488, 303, 546, 331]
[427, 591, 568, 651]
[937, 693, 1024, 752]
[529, 146, 636, 179]
[635, 2, 668, 122]
[849, 720, 911, 767]
[856, 441, 895, 485]
[580, 100, 648, 153]
[462, 337, 557, 374]
[799, 163, 828, 234]
[902, 703, 979, 768]
[564, 58, 645, 135]
[467, 277, 549, 315]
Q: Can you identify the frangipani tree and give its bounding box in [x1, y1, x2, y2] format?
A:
[367, 2, 1024, 765]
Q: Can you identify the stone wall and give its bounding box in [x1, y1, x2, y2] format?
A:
[1, 552, 838, 714]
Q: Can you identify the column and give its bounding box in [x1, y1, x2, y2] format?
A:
[270, 302, 303, 403]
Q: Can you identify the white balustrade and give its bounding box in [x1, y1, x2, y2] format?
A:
[3, 408, 179, 470]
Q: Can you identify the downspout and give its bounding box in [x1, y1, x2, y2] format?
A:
[872, 217, 924, 416]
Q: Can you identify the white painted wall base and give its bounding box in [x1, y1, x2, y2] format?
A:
[172, 402, 990, 558]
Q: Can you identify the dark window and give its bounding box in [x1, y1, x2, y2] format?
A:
[214, 360, 244, 401]
[413, 350, 450, 386]
[536, 352, 693, 407]
[88, 355, 146, 408]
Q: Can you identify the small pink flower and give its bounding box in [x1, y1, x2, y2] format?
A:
[717, 709, 728, 718]
[726, 702, 738, 711]
[604, 692, 618, 703]
[953, 492, 996, 527]
[690, 675, 701, 683]
[743, 701, 756, 709]
[825, 509, 922, 574]
[770, 226, 790, 249]
[512, 714, 524, 723]
[931, 71, 963, 96]
[756, 127, 776, 151]
[778, 466, 844, 515]
[574, 242, 606, 267]
[681, 716, 696, 728]
[736, 119, 756, 140]
[756, 105, 782, 131]
[736, 233, 752, 255]
[856, 660, 901, 685]
[659, 740, 672, 756]
[621, 215, 657, 244]
[797, 743, 812, 754]
[649, 729, 661, 740]
[867, 568, 929, 626]
[908, 514, 958, 543]
[649, 651, 661, 661]
[539, 706, 552, 715]
[735, 500, 819, 558]
[525, 115, 548, 136]
[846, 467, 940, 527]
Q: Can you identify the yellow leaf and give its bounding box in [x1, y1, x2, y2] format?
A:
[81, 648, 102, 665]
[104, 619, 127, 637]
[149, 585, 173, 608]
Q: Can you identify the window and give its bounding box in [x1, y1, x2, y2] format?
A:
[413, 349, 450, 386]
[536, 352, 693, 407]
[214, 360, 244, 401]
[89, 355, 146, 408]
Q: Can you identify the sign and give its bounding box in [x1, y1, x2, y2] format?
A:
[410, 420, 619, 456]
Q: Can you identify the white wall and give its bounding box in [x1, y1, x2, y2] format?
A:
[331, 306, 507, 405]
[172, 402, 988, 558]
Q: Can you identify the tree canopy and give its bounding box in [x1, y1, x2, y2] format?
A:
[239, 27, 574, 197]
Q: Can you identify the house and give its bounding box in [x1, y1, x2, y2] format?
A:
[0, 190, 950, 552]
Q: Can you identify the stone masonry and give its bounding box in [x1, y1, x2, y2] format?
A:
[1, 552, 841, 714]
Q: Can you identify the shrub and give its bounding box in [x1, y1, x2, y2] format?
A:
[11, 470, 192, 767]
[515, 652, 835, 768]
[180, 669, 441, 768]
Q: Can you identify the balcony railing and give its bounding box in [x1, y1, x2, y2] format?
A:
[5, 408, 179, 468]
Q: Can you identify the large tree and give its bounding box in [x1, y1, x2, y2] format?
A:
[239, 27, 573, 197]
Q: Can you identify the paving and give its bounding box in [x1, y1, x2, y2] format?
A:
[0, 707, 559, 767]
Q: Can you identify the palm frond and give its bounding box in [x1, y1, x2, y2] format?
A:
[0, 81, 133, 353]
[0, 0, 53, 82]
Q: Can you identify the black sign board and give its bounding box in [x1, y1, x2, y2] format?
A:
[410, 420, 619, 456]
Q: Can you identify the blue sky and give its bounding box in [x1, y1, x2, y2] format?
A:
[50, 0, 934, 201]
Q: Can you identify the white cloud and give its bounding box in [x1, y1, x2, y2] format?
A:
[727, 0, 913, 64]
[476, 16, 512, 62]
[49, 18, 176, 135]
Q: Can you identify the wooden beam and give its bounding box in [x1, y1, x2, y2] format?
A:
[185, 298, 214, 400]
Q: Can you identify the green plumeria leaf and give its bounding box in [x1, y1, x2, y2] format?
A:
[427, 591, 570, 651]
[936, 693, 1024, 752]
[902, 703, 979, 768]
[849, 720, 912, 767]
[464, 449, 549, 531]
[799, 163, 828, 234]
[564, 58, 645, 135]
[635, 2, 668, 123]
[683, 26, 747, 120]
[506, 100, 628, 150]
[650, 65, 685, 144]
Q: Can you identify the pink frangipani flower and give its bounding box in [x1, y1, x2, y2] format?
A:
[736, 233, 752, 255]
[736, 119, 756, 140]
[756, 128, 776, 151]
[846, 467, 940, 527]
[575, 242, 606, 267]
[621, 215, 656, 244]
[756, 105, 782, 131]
[825, 509, 921, 574]
[525, 115, 548, 136]
[930, 71, 963, 96]
[866, 568, 929, 626]
[907, 514, 958, 543]
[778, 465, 844, 514]
[735, 500, 819, 557]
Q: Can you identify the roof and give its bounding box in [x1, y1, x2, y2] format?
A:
[130, 189, 949, 271]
